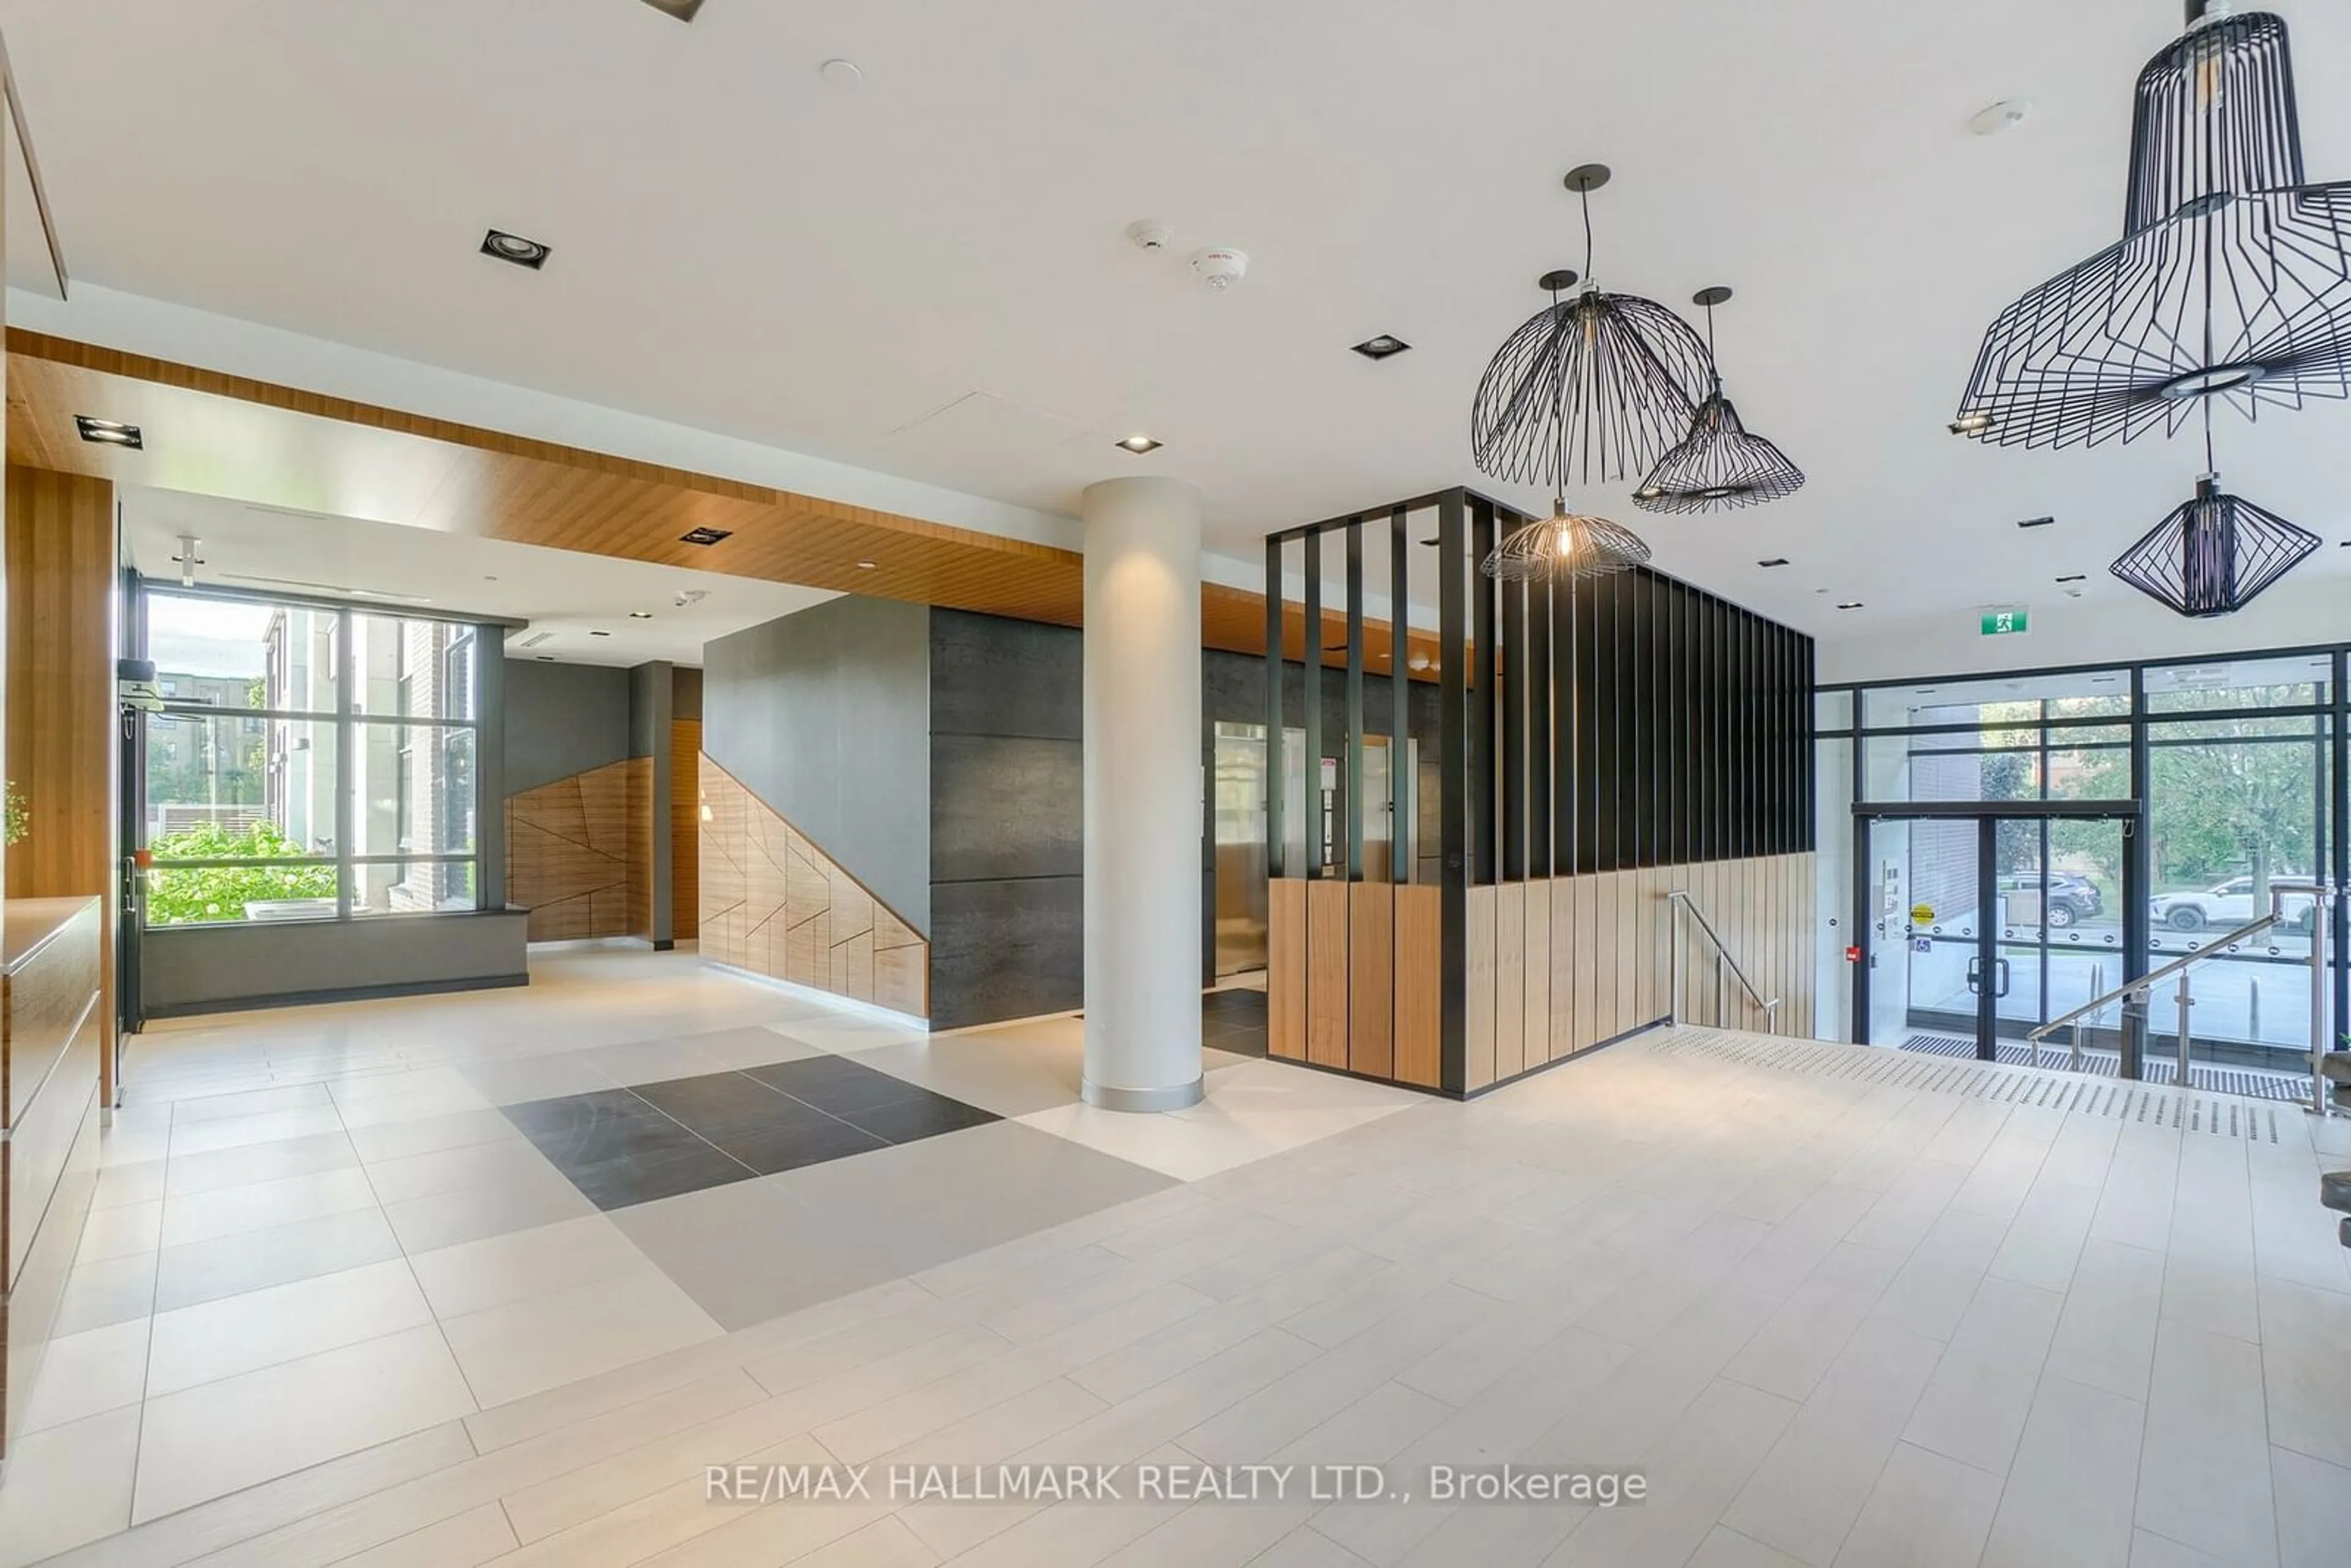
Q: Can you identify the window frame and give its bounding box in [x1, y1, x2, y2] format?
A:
[137, 580, 498, 928]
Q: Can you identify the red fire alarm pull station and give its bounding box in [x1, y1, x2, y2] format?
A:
[1843, 945, 1861, 963]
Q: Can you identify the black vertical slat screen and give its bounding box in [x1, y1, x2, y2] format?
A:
[1302, 531, 1324, 877]
[1528, 560, 1553, 878]
[1469, 499, 1498, 885]
[1344, 520, 1366, 882]
[1390, 507, 1411, 885]
[1500, 572, 1528, 882]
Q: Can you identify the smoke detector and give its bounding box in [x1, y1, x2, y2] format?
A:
[1126, 219, 1174, 252]
[1190, 247, 1248, 290]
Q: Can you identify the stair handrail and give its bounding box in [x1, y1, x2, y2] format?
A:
[2023, 911, 2279, 1045]
[1666, 889, 1781, 1033]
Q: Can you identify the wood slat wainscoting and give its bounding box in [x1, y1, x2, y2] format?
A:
[1269, 853, 1815, 1098]
[503, 758, 652, 942]
[697, 756, 927, 1018]
[4, 468, 117, 1101]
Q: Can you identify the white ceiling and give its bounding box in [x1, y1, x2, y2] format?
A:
[8, 0, 2351, 647]
[120, 489, 838, 667]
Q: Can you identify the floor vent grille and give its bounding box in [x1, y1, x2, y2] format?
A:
[1648, 1030, 2281, 1142]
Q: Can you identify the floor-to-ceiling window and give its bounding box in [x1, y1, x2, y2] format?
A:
[1817, 649, 2345, 1084]
[140, 585, 489, 925]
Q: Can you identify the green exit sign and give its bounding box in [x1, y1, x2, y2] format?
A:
[1981, 607, 2030, 637]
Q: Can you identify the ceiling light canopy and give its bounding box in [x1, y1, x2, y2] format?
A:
[679, 527, 732, 546]
[1953, 7, 2351, 449]
[1472, 166, 1713, 488]
[1116, 434, 1163, 454]
[2109, 475, 2319, 617]
[1635, 287, 1805, 514]
[1351, 334, 1411, 361]
[1482, 498, 1651, 583]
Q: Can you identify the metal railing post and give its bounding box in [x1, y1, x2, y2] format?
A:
[1668, 912, 1682, 1029]
[2175, 969, 2194, 1087]
[1715, 952, 1727, 1028]
[2313, 883, 2334, 1117]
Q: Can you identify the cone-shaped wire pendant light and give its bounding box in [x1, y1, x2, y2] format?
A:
[1954, 2, 2351, 449]
[2109, 474, 2319, 615]
[1472, 165, 1715, 487]
[1635, 287, 1807, 513]
[1482, 498, 1652, 583]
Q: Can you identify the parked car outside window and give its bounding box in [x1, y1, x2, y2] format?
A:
[1996, 867, 2103, 929]
[2148, 874, 2317, 934]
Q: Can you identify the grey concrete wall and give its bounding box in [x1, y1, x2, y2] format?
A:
[141, 911, 530, 1016]
[928, 612, 1084, 1029]
[703, 597, 931, 932]
[503, 660, 633, 795]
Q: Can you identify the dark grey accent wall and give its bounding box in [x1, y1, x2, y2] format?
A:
[672, 666, 703, 722]
[141, 911, 530, 1016]
[928, 612, 1082, 1030]
[703, 596, 931, 932]
[630, 662, 677, 947]
[503, 660, 632, 795]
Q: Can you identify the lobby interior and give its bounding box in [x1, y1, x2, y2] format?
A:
[1, 2, 2350, 1566]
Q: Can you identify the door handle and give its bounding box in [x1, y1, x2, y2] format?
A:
[1965, 956, 1983, 994]
[1996, 958, 2012, 997]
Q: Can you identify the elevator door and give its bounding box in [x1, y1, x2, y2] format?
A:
[1212, 721, 1270, 975]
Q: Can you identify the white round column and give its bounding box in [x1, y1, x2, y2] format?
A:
[1081, 476, 1205, 1111]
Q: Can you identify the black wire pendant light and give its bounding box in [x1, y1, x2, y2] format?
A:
[1472, 165, 1715, 487]
[1482, 498, 1652, 583]
[1635, 287, 1806, 513]
[2109, 474, 2319, 615]
[1953, 2, 2351, 449]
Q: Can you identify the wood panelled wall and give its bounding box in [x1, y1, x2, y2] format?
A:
[670, 720, 700, 941]
[698, 756, 927, 1017]
[3, 467, 117, 1098]
[503, 757, 653, 941]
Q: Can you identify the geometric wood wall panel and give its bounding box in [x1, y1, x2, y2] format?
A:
[503, 757, 651, 942]
[697, 754, 928, 1019]
[672, 719, 702, 941]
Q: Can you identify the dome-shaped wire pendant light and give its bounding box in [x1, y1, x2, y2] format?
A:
[1954, 2, 2351, 449]
[1472, 165, 1716, 488]
[1482, 498, 1652, 582]
[1635, 287, 1807, 513]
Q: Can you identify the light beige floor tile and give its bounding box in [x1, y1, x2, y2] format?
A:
[146, 1256, 433, 1395]
[407, 1212, 651, 1319]
[1900, 1273, 2064, 1474]
[2255, 1274, 2351, 1469]
[346, 1106, 525, 1165]
[1832, 1441, 2003, 1568]
[2135, 1319, 2278, 1566]
[165, 1129, 361, 1197]
[362, 1136, 562, 1206]
[440, 1264, 724, 1409]
[158, 1163, 379, 1248]
[171, 1082, 334, 1124]
[90, 1158, 167, 1210]
[53, 1249, 159, 1335]
[1981, 1372, 2145, 1568]
[0, 1406, 141, 1568]
[2271, 1445, 2351, 1568]
[1685, 1527, 1809, 1568]
[18, 1316, 151, 1435]
[168, 1105, 347, 1157]
[332, 1500, 519, 1567]
[74, 1198, 164, 1265]
[380, 1160, 595, 1253]
[154, 1202, 404, 1312]
[2045, 1237, 2166, 1401]
[1547, 1378, 1798, 1567]
[133, 1324, 477, 1522]
[2129, 1529, 2233, 1566]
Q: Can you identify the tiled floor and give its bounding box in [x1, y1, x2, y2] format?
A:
[5, 950, 2346, 1568]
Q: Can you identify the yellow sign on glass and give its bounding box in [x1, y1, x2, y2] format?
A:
[1911, 904, 1936, 925]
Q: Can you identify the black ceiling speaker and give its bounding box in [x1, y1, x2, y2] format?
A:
[2109, 476, 2319, 615]
[1953, 4, 2351, 449]
[1482, 500, 1652, 583]
[1635, 287, 1806, 513]
[1472, 165, 1715, 488]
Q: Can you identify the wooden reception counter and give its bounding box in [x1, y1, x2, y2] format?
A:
[1, 896, 104, 1458]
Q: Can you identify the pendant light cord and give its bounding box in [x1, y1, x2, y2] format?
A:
[1703, 299, 1723, 395]
[1580, 187, 1595, 282]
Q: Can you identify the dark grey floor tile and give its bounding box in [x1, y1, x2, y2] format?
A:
[503, 1088, 668, 1137]
[631, 1071, 820, 1140]
[838, 1092, 1000, 1146]
[745, 1055, 931, 1117]
[503, 1090, 688, 1166]
[715, 1117, 890, 1176]
[561, 1141, 755, 1210]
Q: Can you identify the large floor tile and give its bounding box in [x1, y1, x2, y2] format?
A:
[18, 1318, 151, 1435]
[53, 1250, 159, 1336]
[1981, 1373, 2146, 1568]
[1832, 1442, 2003, 1568]
[438, 1264, 724, 1407]
[610, 1173, 906, 1330]
[146, 1257, 433, 1396]
[163, 1129, 361, 1197]
[157, 1163, 379, 1249]
[153, 1203, 404, 1312]
[131, 1324, 476, 1522]
[407, 1212, 654, 1318]
[0, 1406, 140, 1568]
[380, 1159, 597, 1252]
[2136, 1319, 2279, 1566]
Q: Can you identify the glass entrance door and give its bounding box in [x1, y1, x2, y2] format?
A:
[1858, 807, 2137, 1061]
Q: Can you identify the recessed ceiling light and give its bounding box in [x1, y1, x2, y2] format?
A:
[1116, 435, 1163, 454]
[589, 630, 612, 637]
[481, 229, 550, 270]
[2055, 573, 2087, 583]
[637, 0, 705, 18]
[680, 527, 732, 546]
[1835, 601, 1864, 610]
[1967, 99, 2033, 137]
[855, 560, 878, 571]
[75, 416, 142, 448]
[1758, 557, 1790, 568]
[628, 611, 654, 619]
[819, 58, 864, 86]
[2017, 516, 2056, 529]
[1351, 334, 1412, 361]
